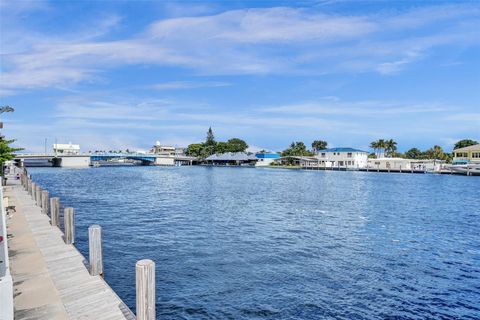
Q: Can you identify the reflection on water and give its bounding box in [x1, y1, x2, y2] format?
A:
[30, 166, 480, 319]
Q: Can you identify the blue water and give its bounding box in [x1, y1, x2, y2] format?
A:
[29, 166, 480, 319]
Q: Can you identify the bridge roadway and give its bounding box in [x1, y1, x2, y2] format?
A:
[14, 153, 196, 167]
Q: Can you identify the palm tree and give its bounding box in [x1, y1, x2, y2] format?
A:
[370, 140, 378, 157]
[385, 139, 397, 157]
[312, 140, 328, 153]
[0, 105, 15, 114]
[377, 139, 386, 158]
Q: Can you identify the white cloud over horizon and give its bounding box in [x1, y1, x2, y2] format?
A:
[2, 4, 479, 94]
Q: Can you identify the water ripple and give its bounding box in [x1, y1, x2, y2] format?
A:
[30, 166, 480, 319]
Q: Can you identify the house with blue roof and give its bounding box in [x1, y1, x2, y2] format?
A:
[315, 147, 369, 169]
[255, 152, 280, 167]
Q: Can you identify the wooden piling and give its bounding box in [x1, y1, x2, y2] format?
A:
[50, 197, 60, 227]
[31, 182, 36, 200]
[136, 259, 155, 320]
[64, 207, 75, 244]
[42, 190, 49, 214]
[35, 185, 42, 206]
[88, 225, 103, 276]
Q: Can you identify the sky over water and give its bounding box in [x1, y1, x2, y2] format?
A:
[1, 0, 479, 152]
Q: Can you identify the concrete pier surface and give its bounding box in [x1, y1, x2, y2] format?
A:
[5, 180, 135, 320]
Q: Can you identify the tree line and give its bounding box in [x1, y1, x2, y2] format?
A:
[185, 131, 478, 162]
[280, 140, 328, 157]
[185, 127, 249, 159]
[370, 138, 478, 161]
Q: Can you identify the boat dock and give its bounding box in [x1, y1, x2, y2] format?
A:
[3, 179, 136, 319]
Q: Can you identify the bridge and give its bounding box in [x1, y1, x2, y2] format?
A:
[14, 153, 197, 167]
[90, 152, 157, 164]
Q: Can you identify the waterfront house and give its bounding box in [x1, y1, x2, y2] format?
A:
[367, 158, 412, 171]
[150, 141, 176, 156]
[53, 142, 80, 155]
[205, 152, 258, 166]
[274, 156, 319, 167]
[315, 148, 369, 169]
[452, 144, 480, 164]
[410, 159, 446, 172]
[255, 152, 280, 167]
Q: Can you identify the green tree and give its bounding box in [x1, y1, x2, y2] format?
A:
[226, 138, 248, 152]
[186, 128, 250, 159]
[369, 140, 379, 157]
[385, 139, 397, 157]
[281, 142, 313, 157]
[454, 139, 478, 150]
[205, 127, 216, 147]
[216, 141, 230, 154]
[370, 139, 390, 157]
[0, 137, 23, 176]
[311, 140, 328, 152]
[377, 139, 386, 156]
[185, 143, 204, 158]
[405, 148, 422, 159]
[203, 127, 217, 156]
[424, 145, 446, 160]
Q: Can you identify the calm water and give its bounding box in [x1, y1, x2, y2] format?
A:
[29, 166, 480, 319]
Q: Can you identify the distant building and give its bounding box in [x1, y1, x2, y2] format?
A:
[410, 159, 446, 172]
[205, 152, 258, 166]
[367, 158, 411, 171]
[315, 147, 369, 169]
[453, 144, 480, 164]
[174, 147, 186, 156]
[150, 141, 175, 156]
[255, 152, 280, 167]
[53, 142, 80, 155]
[274, 156, 319, 167]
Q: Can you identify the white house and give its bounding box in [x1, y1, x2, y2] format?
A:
[315, 148, 369, 169]
[410, 159, 446, 172]
[255, 152, 280, 167]
[150, 141, 176, 156]
[367, 158, 411, 171]
[53, 142, 80, 155]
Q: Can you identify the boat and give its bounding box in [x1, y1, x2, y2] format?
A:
[446, 163, 480, 176]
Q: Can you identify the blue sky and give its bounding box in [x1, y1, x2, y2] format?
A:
[1, 0, 479, 153]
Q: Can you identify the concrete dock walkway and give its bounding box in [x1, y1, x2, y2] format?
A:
[5, 180, 135, 320]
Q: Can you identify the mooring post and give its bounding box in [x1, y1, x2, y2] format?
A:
[31, 182, 36, 200]
[50, 197, 60, 227]
[136, 259, 156, 320]
[64, 207, 75, 244]
[36, 185, 42, 206]
[27, 179, 32, 195]
[88, 225, 103, 276]
[41, 190, 49, 214]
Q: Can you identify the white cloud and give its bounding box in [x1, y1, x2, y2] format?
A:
[2, 4, 479, 93]
[151, 81, 231, 90]
[146, 7, 376, 43]
[260, 99, 449, 116]
[444, 113, 480, 122]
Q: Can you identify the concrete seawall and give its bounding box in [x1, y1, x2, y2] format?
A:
[5, 180, 135, 319]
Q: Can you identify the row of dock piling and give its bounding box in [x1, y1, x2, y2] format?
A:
[19, 170, 156, 320]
